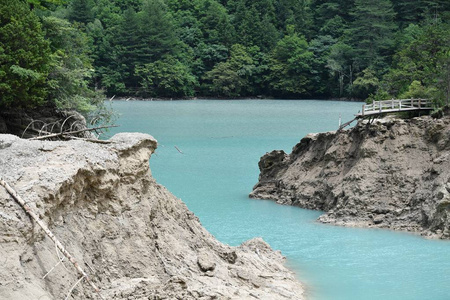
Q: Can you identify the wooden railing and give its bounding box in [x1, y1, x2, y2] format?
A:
[358, 98, 433, 117]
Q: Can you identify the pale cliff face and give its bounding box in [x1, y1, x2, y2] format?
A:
[251, 114, 450, 239]
[0, 133, 304, 300]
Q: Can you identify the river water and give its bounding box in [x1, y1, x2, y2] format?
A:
[106, 100, 450, 300]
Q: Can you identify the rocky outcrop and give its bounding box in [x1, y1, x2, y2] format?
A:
[0, 133, 304, 299]
[250, 114, 450, 239]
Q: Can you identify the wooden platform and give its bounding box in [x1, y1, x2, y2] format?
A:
[356, 98, 433, 118]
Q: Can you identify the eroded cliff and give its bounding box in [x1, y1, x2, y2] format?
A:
[0, 133, 304, 299]
[250, 114, 450, 239]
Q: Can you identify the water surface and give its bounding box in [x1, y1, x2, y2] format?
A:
[106, 100, 450, 300]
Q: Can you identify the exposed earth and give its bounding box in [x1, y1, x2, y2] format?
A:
[0, 133, 304, 299]
[251, 112, 450, 239]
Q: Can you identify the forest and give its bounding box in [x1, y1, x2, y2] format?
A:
[1, 0, 450, 115]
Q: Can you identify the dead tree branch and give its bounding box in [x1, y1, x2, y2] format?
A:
[64, 136, 114, 144]
[0, 177, 103, 299]
[21, 120, 46, 138]
[29, 125, 118, 141]
[64, 275, 86, 300]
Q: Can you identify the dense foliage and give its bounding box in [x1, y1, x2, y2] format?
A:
[1, 0, 450, 110]
[0, 0, 106, 122]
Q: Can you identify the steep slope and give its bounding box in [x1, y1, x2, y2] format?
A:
[250, 115, 450, 239]
[0, 133, 304, 299]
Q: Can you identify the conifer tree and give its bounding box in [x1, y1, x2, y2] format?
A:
[347, 0, 397, 72]
[68, 0, 94, 24]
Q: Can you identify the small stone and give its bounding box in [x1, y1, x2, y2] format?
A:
[237, 270, 251, 281]
[373, 216, 384, 224]
[197, 251, 216, 272]
[220, 250, 237, 264]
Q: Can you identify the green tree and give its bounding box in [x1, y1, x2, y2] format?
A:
[436, 49, 450, 106]
[205, 44, 256, 97]
[311, 0, 354, 37]
[398, 80, 428, 99]
[136, 0, 180, 61]
[308, 35, 336, 95]
[383, 20, 450, 105]
[0, 0, 51, 108]
[198, 0, 234, 46]
[102, 0, 183, 95]
[135, 56, 197, 97]
[229, 0, 279, 51]
[347, 0, 397, 72]
[107, 8, 140, 94]
[266, 27, 314, 97]
[326, 42, 355, 97]
[68, 0, 94, 25]
[42, 16, 100, 113]
[352, 68, 379, 98]
[274, 0, 313, 37]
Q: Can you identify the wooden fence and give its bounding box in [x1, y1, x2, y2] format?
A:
[357, 98, 433, 117]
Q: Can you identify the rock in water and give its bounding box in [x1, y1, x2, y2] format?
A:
[250, 114, 450, 239]
[0, 133, 304, 299]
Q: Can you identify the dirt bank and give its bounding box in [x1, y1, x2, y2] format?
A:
[250, 114, 450, 239]
[0, 133, 304, 299]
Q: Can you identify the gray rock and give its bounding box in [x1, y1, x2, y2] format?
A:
[197, 250, 216, 272]
[251, 114, 450, 239]
[373, 216, 384, 224]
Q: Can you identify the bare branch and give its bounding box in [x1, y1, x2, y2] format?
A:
[21, 120, 46, 138]
[42, 256, 65, 279]
[60, 115, 76, 134]
[29, 125, 118, 141]
[63, 136, 114, 144]
[0, 177, 104, 299]
[64, 275, 86, 300]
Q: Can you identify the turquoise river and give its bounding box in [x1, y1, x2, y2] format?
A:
[106, 100, 450, 300]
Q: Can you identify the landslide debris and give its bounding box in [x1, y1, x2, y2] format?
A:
[0, 133, 304, 300]
[250, 114, 450, 239]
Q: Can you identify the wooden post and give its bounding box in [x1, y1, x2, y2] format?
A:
[362, 104, 365, 116]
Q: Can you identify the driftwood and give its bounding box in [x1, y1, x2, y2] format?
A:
[174, 145, 183, 154]
[0, 177, 104, 299]
[64, 136, 114, 144]
[29, 125, 118, 141]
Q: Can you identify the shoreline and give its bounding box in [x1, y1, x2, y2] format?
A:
[111, 96, 364, 102]
[250, 113, 450, 240]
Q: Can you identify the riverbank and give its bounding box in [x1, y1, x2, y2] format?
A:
[0, 133, 305, 299]
[251, 111, 450, 239]
[112, 96, 363, 102]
